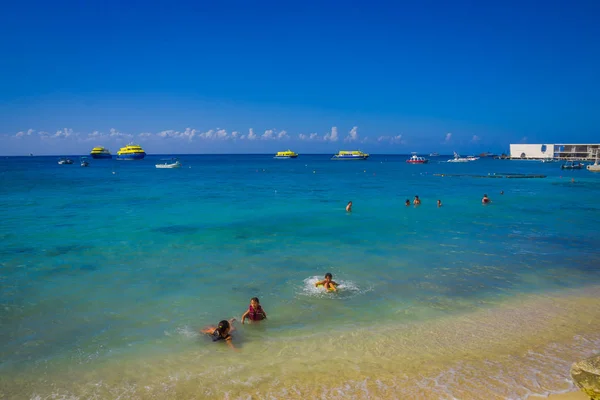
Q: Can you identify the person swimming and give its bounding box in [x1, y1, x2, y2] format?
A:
[315, 272, 338, 292]
[437, 199, 442, 207]
[241, 297, 267, 324]
[346, 201, 352, 212]
[405, 199, 410, 206]
[201, 318, 237, 349]
[413, 195, 421, 205]
[482, 194, 491, 204]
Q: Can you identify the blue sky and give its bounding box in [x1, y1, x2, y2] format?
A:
[1, 0, 599, 155]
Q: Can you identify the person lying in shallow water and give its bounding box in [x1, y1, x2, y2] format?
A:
[315, 272, 338, 292]
[201, 318, 237, 350]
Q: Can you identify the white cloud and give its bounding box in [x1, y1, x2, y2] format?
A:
[262, 129, 274, 139]
[109, 128, 133, 139]
[215, 129, 228, 139]
[345, 126, 359, 142]
[444, 132, 452, 143]
[15, 129, 35, 137]
[471, 135, 480, 143]
[247, 128, 257, 140]
[199, 130, 214, 139]
[231, 131, 239, 139]
[53, 128, 74, 139]
[324, 127, 338, 142]
[139, 132, 153, 137]
[377, 134, 404, 144]
[277, 130, 288, 139]
[298, 132, 319, 141]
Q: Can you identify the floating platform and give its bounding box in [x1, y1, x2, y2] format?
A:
[433, 173, 547, 179]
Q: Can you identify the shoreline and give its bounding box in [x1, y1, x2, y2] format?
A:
[4, 285, 599, 399]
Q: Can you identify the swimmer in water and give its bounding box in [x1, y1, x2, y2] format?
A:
[201, 318, 237, 349]
[315, 272, 338, 292]
[346, 201, 352, 212]
[482, 194, 491, 204]
[405, 199, 411, 206]
[413, 195, 421, 206]
[241, 297, 267, 324]
[437, 199, 442, 207]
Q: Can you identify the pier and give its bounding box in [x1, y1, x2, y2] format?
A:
[434, 173, 547, 179]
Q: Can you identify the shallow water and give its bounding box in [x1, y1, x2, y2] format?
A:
[1, 154, 599, 399]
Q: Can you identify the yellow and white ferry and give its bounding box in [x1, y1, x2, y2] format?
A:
[116, 144, 146, 160]
[89, 146, 112, 159]
[331, 150, 369, 160]
[274, 150, 298, 159]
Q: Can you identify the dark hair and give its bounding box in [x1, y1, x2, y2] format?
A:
[215, 320, 230, 336]
[484, 194, 488, 197]
[325, 272, 332, 279]
[251, 297, 260, 304]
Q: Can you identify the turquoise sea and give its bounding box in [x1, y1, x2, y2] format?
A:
[1, 154, 600, 399]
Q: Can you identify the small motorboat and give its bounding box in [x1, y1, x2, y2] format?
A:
[587, 151, 600, 172]
[80, 157, 90, 167]
[155, 158, 182, 168]
[406, 153, 429, 164]
[561, 161, 584, 170]
[58, 157, 74, 165]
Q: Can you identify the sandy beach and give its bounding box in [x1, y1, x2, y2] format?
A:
[544, 391, 588, 400]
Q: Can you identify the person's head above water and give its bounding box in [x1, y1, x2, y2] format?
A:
[214, 320, 230, 339]
[324, 272, 333, 281]
[250, 297, 260, 308]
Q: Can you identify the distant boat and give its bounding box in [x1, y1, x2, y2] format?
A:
[117, 144, 146, 160]
[447, 152, 470, 163]
[58, 157, 74, 165]
[155, 158, 181, 169]
[29, 153, 33, 157]
[80, 157, 90, 167]
[406, 153, 429, 164]
[331, 150, 369, 160]
[587, 151, 600, 172]
[90, 146, 112, 159]
[561, 161, 584, 170]
[274, 150, 298, 159]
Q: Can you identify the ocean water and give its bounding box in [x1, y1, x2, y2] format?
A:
[1, 154, 599, 399]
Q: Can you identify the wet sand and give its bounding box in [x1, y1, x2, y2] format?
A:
[544, 391, 588, 400]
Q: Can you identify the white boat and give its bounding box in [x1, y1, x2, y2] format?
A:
[466, 155, 479, 161]
[587, 151, 600, 172]
[155, 158, 182, 168]
[80, 157, 90, 167]
[58, 157, 74, 165]
[447, 152, 470, 163]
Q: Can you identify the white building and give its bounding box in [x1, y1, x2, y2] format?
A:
[510, 143, 600, 160]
